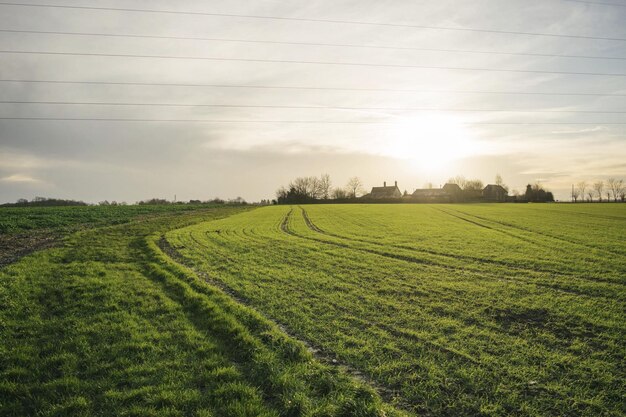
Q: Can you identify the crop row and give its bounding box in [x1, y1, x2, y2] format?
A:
[166, 204, 625, 416]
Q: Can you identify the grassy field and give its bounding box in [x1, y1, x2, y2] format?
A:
[0, 203, 242, 268]
[166, 204, 625, 417]
[0, 204, 217, 235]
[0, 205, 399, 417]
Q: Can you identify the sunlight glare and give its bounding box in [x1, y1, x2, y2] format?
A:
[383, 114, 479, 172]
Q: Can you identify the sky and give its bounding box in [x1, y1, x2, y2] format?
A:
[0, 0, 625, 203]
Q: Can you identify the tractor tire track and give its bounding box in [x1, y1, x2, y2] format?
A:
[297, 207, 619, 299]
[275, 212, 590, 405]
[446, 206, 626, 259]
[156, 233, 411, 410]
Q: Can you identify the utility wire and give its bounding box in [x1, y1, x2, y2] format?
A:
[0, 2, 624, 42]
[562, 0, 626, 7]
[2, 29, 624, 61]
[2, 50, 626, 76]
[1, 100, 624, 114]
[1, 79, 624, 97]
[0, 117, 623, 125]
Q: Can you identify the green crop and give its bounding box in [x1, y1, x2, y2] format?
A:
[1, 206, 401, 417]
[167, 204, 625, 416]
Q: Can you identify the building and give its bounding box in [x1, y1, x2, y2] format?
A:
[364, 181, 402, 199]
[411, 188, 450, 202]
[411, 183, 463, 202]
[482, 184, 508, 202]
[442, 183, 463, 197]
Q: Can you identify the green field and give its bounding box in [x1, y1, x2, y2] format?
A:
[166, 204, 625, 416]
[0, 204, 216, 234]
[0, 205, 399, 417]
[1, 204, 625, 416]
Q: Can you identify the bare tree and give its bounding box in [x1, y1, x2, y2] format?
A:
[577, 181, 588, 202]
[464, 179, 484, 191]
[346, 177, 364, 198]
[593, 180, 604, 202]
[448, 176, 483, 191]
[615, 179, 625, 202]
[571, 187, 580, 203]
[587, 190, 594, 202]
[318, 174, 331, 200]
[447, 175, 467, 189]
[495, 174, 509, 192]
[331, 187, 349, 199]
[607, 178, 622, 202]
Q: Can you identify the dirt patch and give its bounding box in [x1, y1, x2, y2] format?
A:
[0, 232, 60, 268]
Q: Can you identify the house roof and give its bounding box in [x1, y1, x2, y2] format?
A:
[369, 185, 401, 198]
[483, 184, 508, 193]
[412, 188, 447, 197]
[442, 183, 463, 193]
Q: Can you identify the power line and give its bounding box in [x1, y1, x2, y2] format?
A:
[2, 50, 626, 77]
[2, 100, 624, 114]
[0, 2, 624, 42]
[2, 79, 624, 97]
[2, 28, 624, 61]
[0, 117, 624, 125]
[562, 0, 626, 7]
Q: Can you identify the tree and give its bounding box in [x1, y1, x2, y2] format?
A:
[318, 174, 331, 200]
[525, 184, 533, 201]
[586, 190, 594, 203]
[576, 181, 588, 202]
[495, 174, 509, 192]
[447, 175, 467, 189]
[607, 178, 623, 202]
[525, 183, 554, 202]
[593, 180, 604, 202]
[331, 187, 349, 199]
[346, 177, 364, 198]
[464, 179, 484, 192]
[571, 187, 580, 203]
[616, 179, 626, 202]
[448, 176, 482, 192]
[275, 174, 338, 203]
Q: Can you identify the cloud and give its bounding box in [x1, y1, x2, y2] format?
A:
[550, 126, 608, 134]
[1, 174, 41, 183]
[0, 1, 624, 203]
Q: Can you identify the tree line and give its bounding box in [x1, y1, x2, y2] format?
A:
[275, 174, 365, 203]
[1, 196, 250, 207]
[570, 178, 625, 202]
[276, 174, 557, 203]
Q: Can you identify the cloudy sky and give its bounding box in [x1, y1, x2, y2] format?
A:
[0, 0, 625, 203]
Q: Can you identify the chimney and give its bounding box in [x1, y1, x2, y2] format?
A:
[384, 181, 386, 187]
[395, 181, 398, 187]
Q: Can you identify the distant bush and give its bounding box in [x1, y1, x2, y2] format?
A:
[2, 197, 88, 207]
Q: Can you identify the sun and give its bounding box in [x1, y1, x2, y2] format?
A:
[383, 114, 479, 172]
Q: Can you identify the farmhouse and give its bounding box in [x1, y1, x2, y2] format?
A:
[482, 184, 508, 202]
[364, 181, 402, 199]
[358, 180, 509, 203]
[411, 188, 449, 201]
[412, 183, 463, 202]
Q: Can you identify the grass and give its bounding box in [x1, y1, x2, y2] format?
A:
[0, 204, 222, 235]
[166, 204, 625, 416]
[0, 205, 400, 417]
